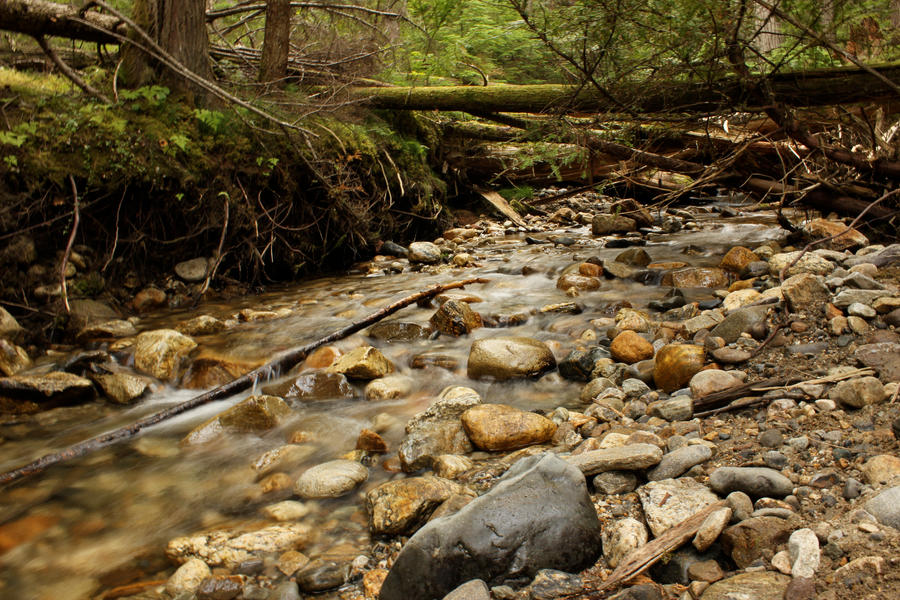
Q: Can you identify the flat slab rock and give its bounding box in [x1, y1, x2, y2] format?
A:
[708, 466, 793, 498]
[700, 572, 790, 600]
[166, 523, 311, 568]
[638, 478, 720, 537]
[565, 443, 663, 476]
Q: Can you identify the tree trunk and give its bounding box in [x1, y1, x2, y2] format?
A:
[351, 64, 900, 114]
[751, 1, 782, 53]
[120, 0, 211, 95]
[258, 0, 292, 85]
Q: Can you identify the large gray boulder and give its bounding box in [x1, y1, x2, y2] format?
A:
[379, 453, 602, 600]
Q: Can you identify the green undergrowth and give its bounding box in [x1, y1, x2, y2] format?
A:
[0, 69, 450, 299]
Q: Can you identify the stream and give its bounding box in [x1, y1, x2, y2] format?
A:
[0, 200, 790, 600]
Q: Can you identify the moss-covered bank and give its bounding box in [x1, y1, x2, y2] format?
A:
[0, 68, 451, 338]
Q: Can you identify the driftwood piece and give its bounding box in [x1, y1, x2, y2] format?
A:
[476, 188, 527, 226]
[0, 277, 489, 487]
[570, 502, 728, 599]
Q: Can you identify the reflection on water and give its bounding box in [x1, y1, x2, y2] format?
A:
[0, 215, 786, 599]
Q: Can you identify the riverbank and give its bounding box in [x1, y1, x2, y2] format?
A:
[1, 190, 898, 599]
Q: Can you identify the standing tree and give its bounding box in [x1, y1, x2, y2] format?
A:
[120, 0, 211, 96]
[258, 0, 292, 86]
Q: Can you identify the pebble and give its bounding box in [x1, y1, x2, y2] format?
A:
[709, 467, 794, 498]
[646, 444, 712, 481]
[294, 460, 369, 499]
[693, 507, 732, 552]
[566, 444, 663, 475]
[602, 517, 648, 568]
[638, 478, 719, 536]
[788, 528, 820, 578]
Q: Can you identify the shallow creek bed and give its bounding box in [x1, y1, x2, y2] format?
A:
[1, 195, 899, 600]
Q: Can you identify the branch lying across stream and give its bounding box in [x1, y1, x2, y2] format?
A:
[0, 277, 489, 487]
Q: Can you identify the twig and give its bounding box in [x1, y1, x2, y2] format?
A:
[59, 175, 81, 314]
[197, 196, 230, 298]
[0, 277, 489, 486]
[778, 188, 899, 282]
[101, 187, 126, 273]
[33, 35, 111, 104]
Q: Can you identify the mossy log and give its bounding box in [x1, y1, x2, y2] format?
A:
[352, 64, 900, 115]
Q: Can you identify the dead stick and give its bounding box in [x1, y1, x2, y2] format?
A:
[0, 277, 489, 487]
[60, 175, 81, 314]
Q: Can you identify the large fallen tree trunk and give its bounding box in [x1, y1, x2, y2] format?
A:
[1, 0, 126, 44]
[351, 65, 900, 115]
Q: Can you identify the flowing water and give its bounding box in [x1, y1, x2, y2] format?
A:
[0, 205, 789, 599]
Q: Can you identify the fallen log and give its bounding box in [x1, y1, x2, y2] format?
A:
[0, 0, 126, 45]
[0, 277, 489, 487]
[351, 64, 900, 115]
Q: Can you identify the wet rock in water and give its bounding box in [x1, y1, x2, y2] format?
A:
[176, 315, 227, 336]
[865, 486, 900, 528]
[854, 343, 900, 382]
[431, 300, 483, 336]
[296, 559, 350, 592]
[466, 337, 556, 381]
[166, 523, 311, 568]
[653, 344, 706, 393]
[709, 467, 793, 498]
[780, 273, 830, 313]
[197, 575, 242, 600]
[556, 273, 601, 292]
[720, 516, 792, 568]
[647, 444, 712, 481]
[719, 246, 760, 273]
[565, 443, 663, 476]
[0, 339, 30, 376]
[408, 241, 443, 264]
[560, 347, 610, 381]
[769, 251, 835, 277]
[66, 298, 120, 333]
[132, 286, 168, 312]
[0, 305, 25, 343]
[327, 346, 394, 380]
[860, 454, 900, 485]
[357, 428, 388, 453]
[263, 371, 356, 402]
[461, 404, 557, 451]
[609, 331, 654, 364]
[378, 453, 602, 600]
[788, 528, 819, 579]
[670, 267, 729, 289]
[410, 352, 460, 370]
[133, 329, 197, 381]
[699, 572, 790, 600]
[175, 257, 212, 282]
[602, 260, 640, 280]
[0, 371, 95, 404]
[183, 395, 292, 444]
[262, 500, 312, 522]
[76, 319, 138, 342]
[615, 247, 652, 266]
[182, 355, 261, 390]
[399, 386, 481, 472]
[166, 557, 211, 596]
[647, 396, 693, 421]
[253, 445, 316, 478]
[366, 476, 472, 535]
[638, 478, 720, 536]
[612, 199, 654, 228]
[580, 377, 617, 402]
[367, 321, 430, 342]
[602, 517, 648, 568]
[707, 305, 768, 344]
[364, 374, 413, 401]
[592, 214, 636, 236]
[803, 218, 868, 251]
[689, 369, 742, 399]
[92, 372, 151, 404]
[294, 459, 368, 499]
[828, 376, 886, 409]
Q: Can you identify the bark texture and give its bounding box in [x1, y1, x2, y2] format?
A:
[0, 0, 125, 44]
[258, 0, 292, 85]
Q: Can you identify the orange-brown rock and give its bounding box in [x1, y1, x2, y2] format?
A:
[461, 403, 557, 451]
[671, 267, 730, 289]
[579, 262, 603, 277]
[356, 429, 389, 453]
[803, 218, 869, 251]
[610, 330, 655, 364]
[556, 274, 601, 291]
[719, 246, 760, 273]
[653, 344, 706, 393]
